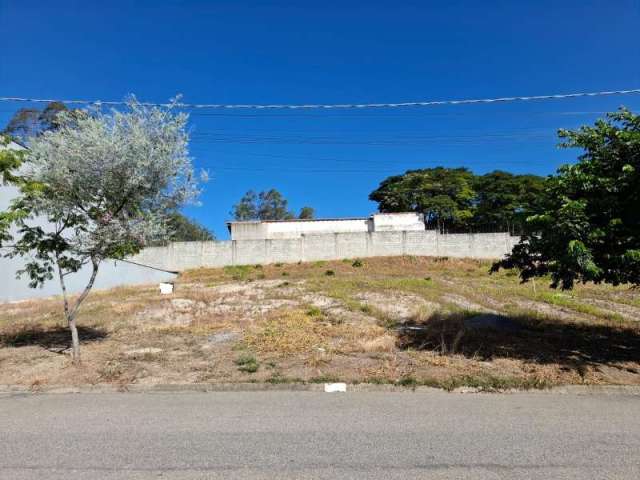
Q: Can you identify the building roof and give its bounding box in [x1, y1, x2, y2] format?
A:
[226, 216, 369, 226]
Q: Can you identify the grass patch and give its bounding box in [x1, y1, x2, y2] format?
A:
[223, 265, 253, 281]
[535, 291, 625, 322]
[235, 353, 259, 373]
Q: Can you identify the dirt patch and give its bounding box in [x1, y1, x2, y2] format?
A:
[354, 291, 439, 320]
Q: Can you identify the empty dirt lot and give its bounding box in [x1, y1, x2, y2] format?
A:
[2, 256, 640, 390]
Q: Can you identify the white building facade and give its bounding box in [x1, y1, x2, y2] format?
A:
[227, 212, 425, 240]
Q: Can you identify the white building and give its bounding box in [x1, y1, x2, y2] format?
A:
[227, 212, 425, 240]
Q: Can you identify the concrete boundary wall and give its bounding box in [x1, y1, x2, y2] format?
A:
[133, 231, 520, 272]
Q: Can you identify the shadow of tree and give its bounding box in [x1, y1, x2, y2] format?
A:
[1, 326, 108, 353]
[396, 312, 640, 370]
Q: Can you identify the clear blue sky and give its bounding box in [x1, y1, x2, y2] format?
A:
[2, 0, 639, 238]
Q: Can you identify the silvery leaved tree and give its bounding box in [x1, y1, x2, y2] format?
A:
[1, 99, 199, 363]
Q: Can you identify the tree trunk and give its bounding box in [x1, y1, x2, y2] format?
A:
[68, 314, 81, 363]
[57, 256, 101, 365]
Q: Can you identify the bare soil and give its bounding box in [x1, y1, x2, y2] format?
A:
[2, 256, 640, 390]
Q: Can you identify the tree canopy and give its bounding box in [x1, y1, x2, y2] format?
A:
[231, 189, 314, 221]
[369, 167, 545, 232]
[1, 100, 199, 362]
[165, 212, 214, 242]
[471, 171, 546, 233]
[492, 108, 640, 289]
[2, 101, 70, 143]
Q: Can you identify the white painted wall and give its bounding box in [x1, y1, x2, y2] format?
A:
[266, 219, 370, 238]
[228, 213, 426, 240]
[372, 213, 425, 231]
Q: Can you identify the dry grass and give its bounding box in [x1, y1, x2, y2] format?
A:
[2, 256, 640, 390]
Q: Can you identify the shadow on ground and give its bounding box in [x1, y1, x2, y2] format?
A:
[0, 326, 108, 352]
[397, 312, 640, 372]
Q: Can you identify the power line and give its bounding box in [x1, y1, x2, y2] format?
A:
[1, 88, 639, 110]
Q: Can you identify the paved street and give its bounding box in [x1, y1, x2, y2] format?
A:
[1, 390, 639, 479]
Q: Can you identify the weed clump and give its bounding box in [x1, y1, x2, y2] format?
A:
[325, 270, 335, 276]
[352, 259, 364, 268]
[235, 353, 259, 373]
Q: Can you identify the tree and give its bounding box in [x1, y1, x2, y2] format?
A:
[2, 102, 70, 143]
[231, 189, 310, 221]
[0, 100, 199, 362]
[231, 190, 258, 220]
[3, 108, 41, 141]
[492, 108, 640, 289]
[472, 171, 546, 233]
[257, 189, 293, 220]
[165, 212, 214, 242]
[369, 167, 475, 232]
[298, 206, 315, 219]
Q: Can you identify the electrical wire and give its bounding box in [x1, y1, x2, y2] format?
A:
[1, 88, 639, 110]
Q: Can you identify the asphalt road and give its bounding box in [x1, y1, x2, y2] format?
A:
[1, 390, 639, 479]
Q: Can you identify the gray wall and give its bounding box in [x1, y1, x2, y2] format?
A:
[0, 250, 176, 303]
[1, 231, 517, 302]
[133, 231, 520, 271]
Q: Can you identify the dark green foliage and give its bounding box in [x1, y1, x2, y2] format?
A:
[369, 167, 546, 233]
[325, 269, 335, 276]
[472, 171, 547, 233]
[231, 190, 259, 220]
[352, 259, 363, 267]
[493, 108, 640, 289]
[231, 189, 314, 221]
[369, 167, 475, 232]
[2, 102, 70, 143]
[165, 212, 214, 242]
[257, 189, 293, 220]
[298, 206, 315, 219]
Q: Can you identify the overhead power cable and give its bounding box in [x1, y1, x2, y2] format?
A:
[1, 88, 639, 110]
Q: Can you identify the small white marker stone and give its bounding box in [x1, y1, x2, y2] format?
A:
[324, 383, 347, 393]
[159, 282, 174, 295]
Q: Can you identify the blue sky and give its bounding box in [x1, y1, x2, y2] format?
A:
[1, 0, 639, 238]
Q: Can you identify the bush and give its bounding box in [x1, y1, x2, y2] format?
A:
[352, 259, 364, 268]
[235, 353, 259, 373]
[325, 270, 335, 276]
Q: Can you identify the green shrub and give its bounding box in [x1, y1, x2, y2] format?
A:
[235, 353, 259, 373]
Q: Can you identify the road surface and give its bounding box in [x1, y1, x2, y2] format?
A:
[1, 390, 639, 479]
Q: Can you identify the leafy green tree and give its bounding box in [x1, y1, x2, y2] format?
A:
[231, 190, 258, 220]
[231, 189, 310, 221]
[258, 189, 293, 220]
[166, 212, 214, 242]
[493, 108, 640, 289]
[1, 100, 199, 362]
[369, 167, 475, 232]
[298, 206, 315, 219]
[472, 171, 546, 233]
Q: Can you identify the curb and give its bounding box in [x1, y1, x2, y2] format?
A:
[2, 383, 640, 396]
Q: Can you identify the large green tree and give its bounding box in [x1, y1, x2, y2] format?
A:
[369, 167, 475, 232]
[493, 108, 640, 289]
[472, 171, 547, 233]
